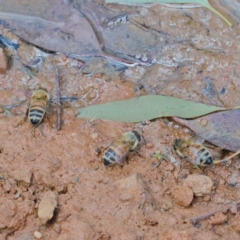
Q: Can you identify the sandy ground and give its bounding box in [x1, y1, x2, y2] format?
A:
[1, 1, 240, 240]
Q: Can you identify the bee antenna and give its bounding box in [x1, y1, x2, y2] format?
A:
[213, 150, 240, 164]
[142, 135, 147, 145]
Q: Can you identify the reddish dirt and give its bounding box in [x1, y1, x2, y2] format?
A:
[1, 1, 240, 240]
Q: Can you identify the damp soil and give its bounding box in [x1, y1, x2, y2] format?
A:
[1, 1, 240, 240]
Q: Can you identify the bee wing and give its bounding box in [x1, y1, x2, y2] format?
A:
[114, 138, 132, 164]
[115, 150, 129, 164]
[190, 136, 205, 144]
[45, 100, 52, 115]
[181, 146, 199, 165]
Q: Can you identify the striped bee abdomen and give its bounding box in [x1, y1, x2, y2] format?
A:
[28, 89, 50, 127]
[103, 131, 141, 166]
[28, 104, 45, 126]
[196, 146, 213, 165]
[103, 148, 117, 166]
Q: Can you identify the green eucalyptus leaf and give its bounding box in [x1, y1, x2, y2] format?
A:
[105, 0, 232, 26]
[77, 95, 227, 122]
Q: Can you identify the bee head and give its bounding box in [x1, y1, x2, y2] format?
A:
[202, 156, 213, 166]
[103, 158, 114, 166]
[32, 89, 50, 101]
[173, 139, 182, 150]
[132, 130, 141, 142]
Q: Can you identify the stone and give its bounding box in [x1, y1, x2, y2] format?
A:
[0, 48, 8, 74]
[172, 185, 193, 207]
[37, 191, 58, 224]
[53, 223, 61, 234]
[184, 174, 213, 197]
[33, 231, 42, 239]
[113, 173, 148, 204]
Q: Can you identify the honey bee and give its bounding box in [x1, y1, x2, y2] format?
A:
[28, 89, 50, 127]
[173, 138, 240, 166]
[173, 138, 214, 166]
[103, 130, 141, 166]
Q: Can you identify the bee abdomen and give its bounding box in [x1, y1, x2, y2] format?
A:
[29, 106, 45, 126]
[197, 148, 213, 165]
[103, 149, 117, 166]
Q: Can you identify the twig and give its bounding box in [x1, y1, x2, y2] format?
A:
[191, 204, 240, 225]
[191, 210, 220, 225]
[4, 100, 27, 109]
[55, 69, 61, 131]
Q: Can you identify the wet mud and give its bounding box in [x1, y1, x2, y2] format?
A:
[1, 1, 240, 240]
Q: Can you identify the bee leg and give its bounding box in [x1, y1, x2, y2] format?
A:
[140, 192, 148, 210]
[43, 114, 54, 130]
[25, 108, 29, 123]
[30, 127, 37, 137]
[142, 135, 147, 145]
[179, 162, 184, 172]
[38, 124, 46, 137]
[2, 108, 15, 117]
[150, 151, 166, 169]
[133, 150, 143, 158]
[88, 121, 106, 139]
[213, 150, 240, 164]
[179, 158, 186, 171]
[81, 119, 106, 140]
[125, 156, 130, 165]
[196, 165, 207, 175]
[30, 126, 46, 138]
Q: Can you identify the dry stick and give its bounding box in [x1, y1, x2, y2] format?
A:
[191, 204, 240, 225]
[55, 69, 61, 131]
[191, 210, 221, 225]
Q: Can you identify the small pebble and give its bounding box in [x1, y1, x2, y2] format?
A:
[53, 223, 61, 234]
[0, 106, 4, 113]
[141, 54, 148, 62]
[196, 80, 202, 86]
[172, 185, 193, 207]
[94, 73, 102, 78]
[135, 54, 141, 59]
[184, 174, 213, 197]
[91, 132, 98, 139]
[146, 143, 154, 149]
[200, 118, 208, 126]
[89, 90, 97, 99]
[229, 204, 238, 214]
[60, 54, 68, 62]
[94, 148, 101, 156]
[93, 83, 99, 89]
[38, 191, 58, 224]
[73, 177, 79, 183]
[220, 87, 226, 94]
[33, 231, 42, 239]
